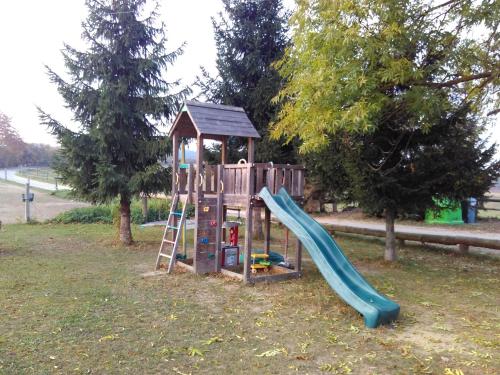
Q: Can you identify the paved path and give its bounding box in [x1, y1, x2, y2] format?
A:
[314, 216, 500, 241]
[2, 168, 70, 191]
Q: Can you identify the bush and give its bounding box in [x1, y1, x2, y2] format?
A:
[52, 197, 179, 225]
[52, 206, 113, 224]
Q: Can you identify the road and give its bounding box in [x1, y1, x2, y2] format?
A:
[2, 167, 70, 191]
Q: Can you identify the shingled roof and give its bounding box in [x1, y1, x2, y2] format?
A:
[168, 100, 260, 139]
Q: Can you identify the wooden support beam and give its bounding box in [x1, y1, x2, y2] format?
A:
[295, 238, 302, 274]
[196, 134, 204, 199]
[172, 133, 179, 195]
[264, 207, 271, 254]
[187, 164, 194, 204]
[215, 165, 224, 272]
[243, 164, 255, 283]
[221, 137, 228, 164]
[247, 137, 255, 164]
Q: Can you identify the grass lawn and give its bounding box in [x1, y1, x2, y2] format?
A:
[0, 223, 498, 374]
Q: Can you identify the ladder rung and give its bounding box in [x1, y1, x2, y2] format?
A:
[167, 225, 178, 230]
[159, 253, 172, 258]
[163, 239, 175, 244]
[171, 211, 183, 216]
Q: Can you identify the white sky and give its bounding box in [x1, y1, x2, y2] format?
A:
[0, 0, 498, 153]
[0, 0, 226, 146]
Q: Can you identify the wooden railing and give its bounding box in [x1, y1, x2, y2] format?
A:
[176, 162, 305, 199]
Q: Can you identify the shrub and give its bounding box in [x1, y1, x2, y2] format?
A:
[52, 197, 178, 225]
[52, 206, 113, 224]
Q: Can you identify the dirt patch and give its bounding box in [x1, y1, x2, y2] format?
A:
[0, 181, 88, 224]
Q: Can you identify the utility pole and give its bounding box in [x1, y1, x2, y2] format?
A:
[25, 179, 31, 222]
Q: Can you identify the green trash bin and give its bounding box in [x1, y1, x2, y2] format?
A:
[425, 198, 464, 225]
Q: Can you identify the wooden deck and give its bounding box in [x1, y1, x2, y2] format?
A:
[177, 163, 305, 207]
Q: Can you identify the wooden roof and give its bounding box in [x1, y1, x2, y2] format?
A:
[169, 100, 260, 139]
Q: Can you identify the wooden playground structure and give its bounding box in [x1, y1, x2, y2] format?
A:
[155, 101, 305, 283]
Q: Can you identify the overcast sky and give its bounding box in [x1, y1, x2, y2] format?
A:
[0, 0, 226, 146]
[0, 0, 498, 152]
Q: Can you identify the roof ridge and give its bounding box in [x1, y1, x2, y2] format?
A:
[185, 100, 245, 112]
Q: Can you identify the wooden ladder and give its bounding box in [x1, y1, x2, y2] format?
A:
[155, 192, 188, 273]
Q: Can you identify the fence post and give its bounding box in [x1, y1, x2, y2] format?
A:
[25, 179, 31, 223]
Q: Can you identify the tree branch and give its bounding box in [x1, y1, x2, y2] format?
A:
[422, 72, 495, 88]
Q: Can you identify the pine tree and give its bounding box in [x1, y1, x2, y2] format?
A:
[198, 0, 294, 163]
[198, 0, 293, 239]
[39, 0, 187, 244]
[274, 0, 500, 260]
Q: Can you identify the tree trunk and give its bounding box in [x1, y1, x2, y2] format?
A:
[119, 196, 133, 245]
[141, 195, 148, 220]
[253, 207, 264, 240]
[384, 207, 396, 261]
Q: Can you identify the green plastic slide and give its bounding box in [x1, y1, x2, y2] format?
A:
[259, 187, 400, 328]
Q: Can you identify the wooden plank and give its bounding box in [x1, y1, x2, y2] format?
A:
[275, 168, 284, 192]
[283, 168, 291, 193]
[269, 168, 276, 194]
[215, 165, 223, 272]
[264, 207, 271, 254]
[241, 166, 248, 195]
[221, 137, 228, 164]
[247, 137, 255, 163]
[220, 268, 244, 280]
[235, 168, 242, 195]
[295, 238, 302, 274]
[243, 164, 255, 284]
[222, 194, 247, 207]
[176, 259, 195, 272]
[196, 135, 204, 199]
[256, 166, 264, 193]
[297, 169, 305, 197]
[205, 166, 212, 193]
[187, 164, 194, 204]
[250, 270, 301, 283]
[172, 133, 179, 195]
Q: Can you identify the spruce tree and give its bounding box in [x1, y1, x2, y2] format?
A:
[198, 0, 293, 238]
[198, 0, 293, 163]
[39, 0, 187, 244]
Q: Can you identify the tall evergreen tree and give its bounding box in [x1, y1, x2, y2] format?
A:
[198, 0, 293, 238]
[198, 0, 293, 163]
[274, 0, 500, 260]
[39, 0, 187, 244]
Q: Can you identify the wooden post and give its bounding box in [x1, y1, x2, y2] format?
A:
[196, 135, 204, 199]
[458, 243, 469, 254]
[247, 137, 255, 163]
[221, 137, 228, 164]
[172, 133, 179, 195]
[222, 206, 227, 242]
[187, 164, 194, 204]
[25, 179, 31, 223]
[264, 207, 271, 254]
[215, 165, 224, 272]
[295, 238, 302, 275]
[243, 164, 255, 283]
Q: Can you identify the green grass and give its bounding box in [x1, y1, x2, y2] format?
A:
[0, 223, 498, 374]
[16, 167, 58, 184]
